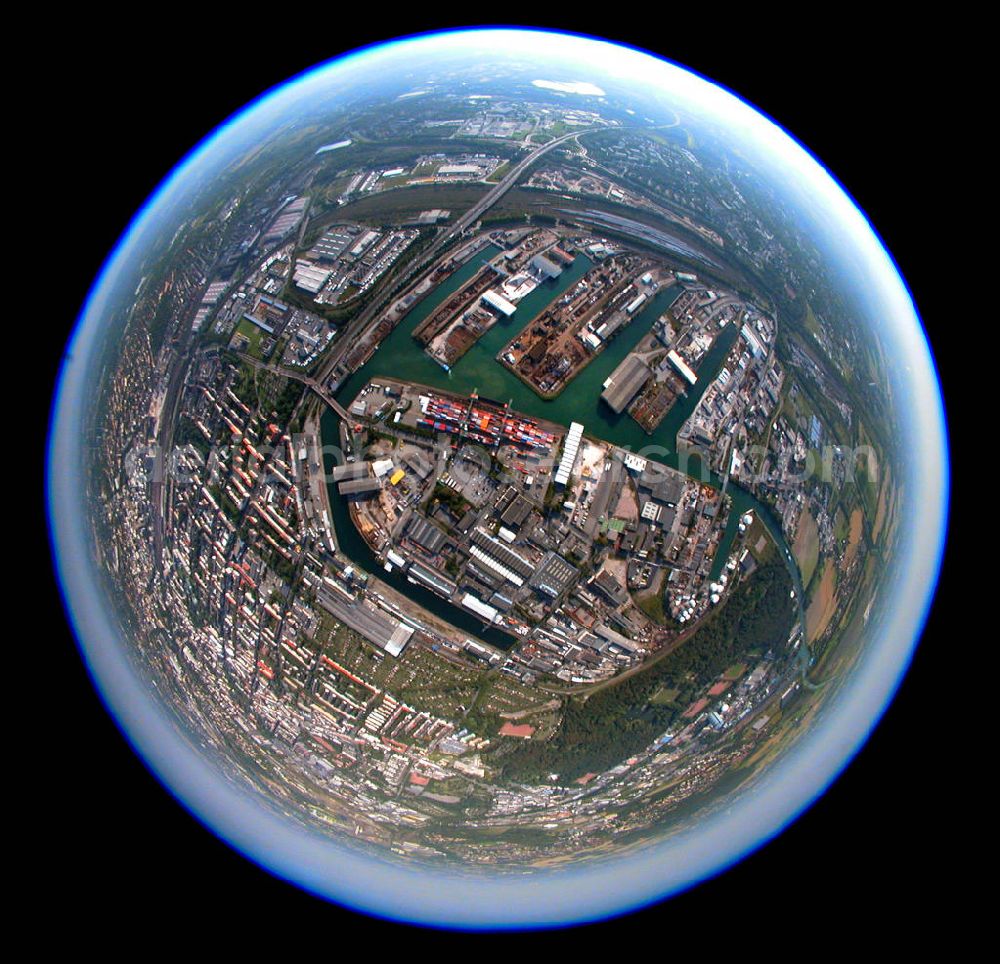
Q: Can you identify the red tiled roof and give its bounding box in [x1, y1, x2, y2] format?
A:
[499, 722, 535, 739]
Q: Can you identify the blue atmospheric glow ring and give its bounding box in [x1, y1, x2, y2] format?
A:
[47, 28, 949, 929]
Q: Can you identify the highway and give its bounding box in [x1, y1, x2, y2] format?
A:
[149, 129, 590, 573]
[312, 128, 595, 389]
[234, 353, 352, 419]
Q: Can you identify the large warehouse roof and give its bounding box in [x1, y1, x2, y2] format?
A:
[469, 545, 524, 587]
[482, 289, 517, 316]
[471, 529, 534, 578]
[667, 349, 698, 386]
[530, 253, 562, 279]
[529, 551, 579, 598]
[601, 355, 651, 414]
[338, 477, 380, 497]
[462, 593, 498, 623]
[555, 422, 584, 486]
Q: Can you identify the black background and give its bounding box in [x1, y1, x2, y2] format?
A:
[36, 15, 957, 946]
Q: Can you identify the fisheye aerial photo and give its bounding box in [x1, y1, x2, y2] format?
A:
[46, 26, 949, 930]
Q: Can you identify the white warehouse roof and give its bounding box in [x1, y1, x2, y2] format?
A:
[667, 349, 698, 386]
[555, 422, 584, 486]
[482, 289, 517, 316]
[469, 545, 524, 587]
[623, 452, 647, 472]
[462, 593, 498, 623]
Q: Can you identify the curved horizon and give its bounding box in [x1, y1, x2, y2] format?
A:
[47, 27, 948, 929]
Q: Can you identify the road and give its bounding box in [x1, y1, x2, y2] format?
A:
[236, 132, 816, 697]
[311, 128, 595, 389]
[234, 353, 352, 419]
[147, 129, 587, 575]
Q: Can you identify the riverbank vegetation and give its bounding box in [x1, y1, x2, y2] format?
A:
[499, 561, 794, 782]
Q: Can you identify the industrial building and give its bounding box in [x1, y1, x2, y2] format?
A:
[262, 196, 308, 244]
[381, 623, 414, 658]
[622, 452, 647, 473]
[338, 477, 380, 498]
[499, 492, 533, 529]
[242, 313, 274, 335]
[462, 593, 499, 623]
[591, 569, 629, 607]
[470, 529, 534, 586]
[350, 230, 380, 258]
[626, 292, 647, 314]
[437, 164, 484, 177]
[481, 289, 518, 316]
[741, 322, 765, 358]
[555, 422, 584, 486]
[293, 260, 332, 294]
[409, 562, 457, 597]
[405, 515, 447, 555]
[639, 463, 685, 505]
[332, 462, 371, 482]
[529, 552, 579, 598]
[601, 355, 651, 413]
[310, 226, 356, 261]
[667, 349, 698, 385]
[530, 253, 562, 279]
[416, 209, 450, 224]
[403, 450, 434, 480]
[595, 622, 639, 654]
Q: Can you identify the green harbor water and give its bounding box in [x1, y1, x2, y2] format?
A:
[320, 244, 803, 643]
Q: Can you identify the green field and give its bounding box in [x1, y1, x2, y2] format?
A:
[231, 318, 268, 358]
[324, 183, 489, 226]
[634, 590, 666, 624]
[649, 686, 680, 706]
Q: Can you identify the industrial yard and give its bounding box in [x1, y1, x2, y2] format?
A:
[77, 67, 889, 876]
[498, 255, 672, 398]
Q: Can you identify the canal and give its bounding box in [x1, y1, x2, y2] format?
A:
[320, 244, 804, 644]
